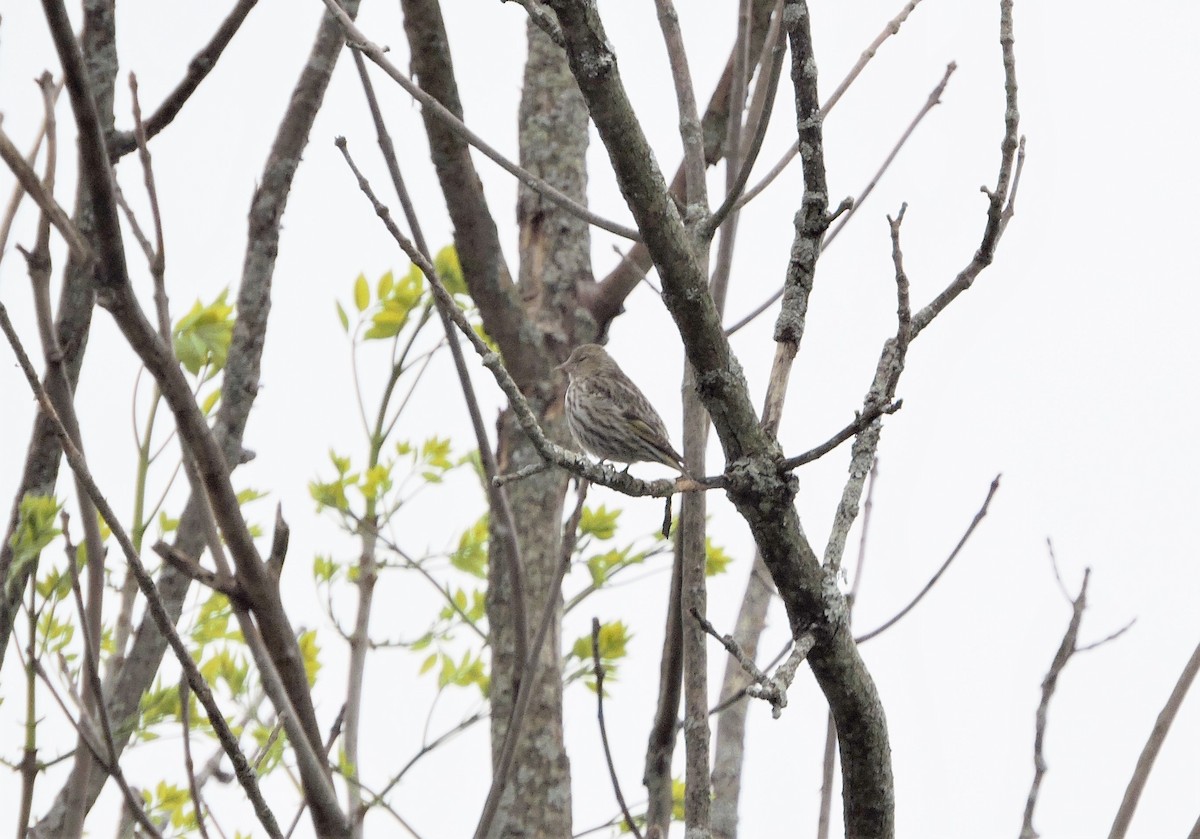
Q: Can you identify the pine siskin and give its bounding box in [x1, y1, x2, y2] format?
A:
[559, 344, 687, 473]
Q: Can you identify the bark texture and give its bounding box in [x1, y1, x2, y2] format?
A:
[484, 21, 595, 838]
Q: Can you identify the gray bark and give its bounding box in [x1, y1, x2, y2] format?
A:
[484, 21, 595, 838]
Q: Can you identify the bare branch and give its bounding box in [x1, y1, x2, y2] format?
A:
[31, 656, 163, 839]
[779, 400, 902, 471]
[855, 475, 1000, 644]
[1108, 637, 1200, 839]
[591, 617, 644, 839]
[152, 542, 246, 604]
[911, 0, 1023, 337]
[179, 678, 213, 839]
[826, 63, 955, 249]
[108, 0, 261, 158]
[71, 5, 364, 830]
[653, 0, 708, 210]
[350, 48, 530, 679]
[61, 518, 162, 839]
[320, 0, 640, 241]
[726, 61, 955, 337]
[735, 0, 927, 212]
[1075, 619, 1136, 654]
[1020, 567, 1091, 839]
[0, 77, 63, 270]
[693, 606, 816, 719]
[128, 73, 169, 338]
[0, 126, 92, 265]
[705, 5, 786, 239]
[588, 0, 780, 330]
[643, 543, 684, 835]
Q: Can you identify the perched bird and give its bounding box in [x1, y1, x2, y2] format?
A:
[559, 344, 687, 474]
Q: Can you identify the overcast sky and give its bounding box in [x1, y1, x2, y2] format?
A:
[1, 1, 1197, 837]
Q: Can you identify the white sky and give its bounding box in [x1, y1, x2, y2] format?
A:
[0, 1, 1197, 838]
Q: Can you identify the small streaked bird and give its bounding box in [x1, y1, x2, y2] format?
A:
[559, 344, 687, 474]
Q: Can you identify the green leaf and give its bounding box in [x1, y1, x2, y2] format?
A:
[569, 621, 631, 679]
[330, 451, 352, 475]
[377, 269, 394, 299]
[336, 300, 350, 333]
[472, 321, 498, 353]
[312, 554, 338, 583]
[450, 515, 489, 578]
[173, 290, 235, 375]
[419, 652, 437, 675]
[200, 388, 221, 416]
[434, 245, 465, 296]
[420, 437, 453, 471]
[158, 511, 180, 536]
[357, 464, 393, 502]
[580, 505, 620, 541]
[705, 537, 732, 577]
[298, 629, 321, 686]
[7, 494, 62, 596]
[236, 488, 266, 505]
[364, 301, 407, 340]
[34, 567, 71, 602]
[37, 612, 74, 653]
[585, 548, 634, 587]
[353, 273, 370, 312]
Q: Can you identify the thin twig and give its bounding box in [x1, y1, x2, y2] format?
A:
[0, 125, 92, 265]
[60, 519, 165, 839]
[691, 606, 815, 719]
[180, 677, 213, 839]
[734, 0, 926, 212]
[362, 711, 486, 814]
[815, 710, 838, 839]
[129, 73, 170, 338]
[847, 459, 879, 605]
[1075, 619, 1136, 654]
[725, 61, 955, 337]
[705, 5, 786, 239]
[0, 76, 63, 272]
[653, 0, 708, 211]
[320, 0, 640, 241]
[779, 400, 902, 471]
[284, 705, 348, 839]
[494, 461, 553, 486]
[856, 475, 1000, 643]
[1020, 566, 1091, 839]
[1045, 538, 1072, 603]
[910, 0, 1024, 339]
[591, 617, 643, 839]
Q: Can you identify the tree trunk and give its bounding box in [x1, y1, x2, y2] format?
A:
[485, 21, 595, 838]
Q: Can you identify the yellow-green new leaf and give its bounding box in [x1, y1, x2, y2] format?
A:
[353, 273, 370, 312]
